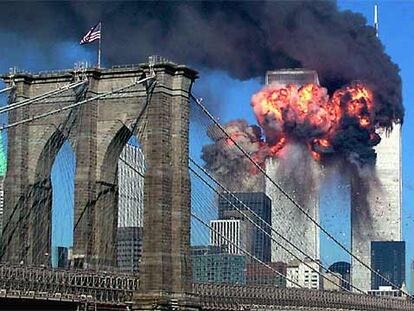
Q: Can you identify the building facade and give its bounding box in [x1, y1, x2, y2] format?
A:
[210, 219, 247, 255]
[266, 152, 320, 263]
[246, 261, 287, 287]
[218, 192, 271, 262]
[368, 286, 406, 299]
[116, 143, 145, 274]
[191, 245, 246, 285]
[117, 143, 145, 228]
[286, 259, 322, 290]
[116, 227, 143, 274]
[351, 126, 403, 292]
[328, 261, 351, 291]
[370, 241, 405, 290]
[51, 246, 69, 269]
[265, 70, 321, 263]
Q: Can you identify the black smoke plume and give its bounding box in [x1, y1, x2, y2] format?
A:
[0, 1, 403, 127]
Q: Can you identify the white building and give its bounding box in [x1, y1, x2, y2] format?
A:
[286, 259, 322, 290]
[368, 286, 406, 299]
[351, 125, 402, 292]
[210, 219, 247, 255]
[117, 144, 145, 228]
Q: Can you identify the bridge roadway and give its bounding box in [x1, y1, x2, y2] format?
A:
[0, 264, 413, 310]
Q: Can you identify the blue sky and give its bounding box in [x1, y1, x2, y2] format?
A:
[0, 1, 412, 289]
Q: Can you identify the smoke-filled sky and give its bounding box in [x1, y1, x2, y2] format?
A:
[0, 0, 413, 289]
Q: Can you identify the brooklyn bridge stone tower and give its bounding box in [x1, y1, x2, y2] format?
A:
[0, 58, 198, 308]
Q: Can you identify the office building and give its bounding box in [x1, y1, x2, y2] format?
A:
[191, 245, 246, 285]
[210, 219, 247, 255]
[218, 192, 271, 262]
[246, 262, 287, 287]
[370, 241, 405, 290]
[116, 143, 145, 273]
[368, 286, 406, 299]
[328, 261, 351, 291]
[265, 70, 320, 263]
[118, 143, 145, 228]
[191, 245, 228, 256]
[351, 126, 402, 292]
[286, 259, 322, 290]
[116, 226, 143, 274]
[51, 246, 69, 269]
[266, 150, 320, 263]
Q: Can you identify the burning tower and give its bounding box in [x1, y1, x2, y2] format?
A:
[265, 69, 321, 262]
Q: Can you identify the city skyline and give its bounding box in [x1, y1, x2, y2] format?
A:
[0, 0, 412, 301]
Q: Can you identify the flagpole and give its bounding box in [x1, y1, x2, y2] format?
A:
[98, 22, 102, 68]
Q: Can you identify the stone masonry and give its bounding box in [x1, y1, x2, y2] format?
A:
[0, 60, 198, 308]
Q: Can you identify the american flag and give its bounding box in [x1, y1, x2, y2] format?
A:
[80, 22, 101, 45]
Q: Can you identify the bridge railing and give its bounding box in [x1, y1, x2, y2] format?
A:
[0, 264, 139, 304]
[192, 283, 414, 311]
[1, 264, 414, 310]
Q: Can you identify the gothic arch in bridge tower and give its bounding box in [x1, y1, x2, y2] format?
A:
[0, 62, 198, 305]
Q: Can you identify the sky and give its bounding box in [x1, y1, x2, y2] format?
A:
[0, 1, 412, 289]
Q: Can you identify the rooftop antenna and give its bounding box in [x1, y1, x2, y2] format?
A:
[374, 3, 379, 37]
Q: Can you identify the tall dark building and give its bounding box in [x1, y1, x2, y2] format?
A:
[116, 227, 143, 274]
[371, 241, 405, 290]
[218, 192, 271, 262]
[51, 246, 69, 269]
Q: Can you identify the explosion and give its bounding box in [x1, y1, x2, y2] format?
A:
[251, 82, 380, 165]
[201, 80, 390, 191]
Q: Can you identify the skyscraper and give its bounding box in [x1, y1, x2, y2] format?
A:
[218, 192, 271, 262]
[210, 219, 247, 255]
[370, 241, 405, 290]
[351, 127, 403, 291]
[116, 227, 143, 274]
[265, 69, 321, 263]
[116, 143, 145, 273]
[117, 143, 145, 228]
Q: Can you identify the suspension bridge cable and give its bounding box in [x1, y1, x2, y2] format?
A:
[191, 187, 294, 288]
[0, 86, 13, 95]
[0, 80, 87, 114]
[0, 75, 155, 131]
[190, 211, 302, 288]
[189, 157, 357, 292]
[189, 163, 356, 293]
[190, 94, 411, 297]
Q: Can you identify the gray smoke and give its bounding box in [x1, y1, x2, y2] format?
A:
[0, 1, 403, 127]
[201, 120, 265, 192]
